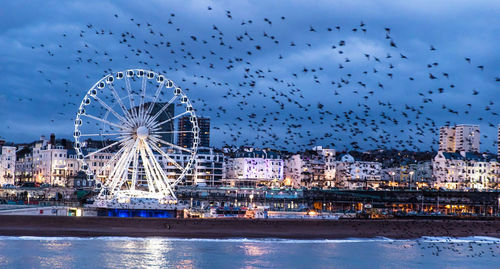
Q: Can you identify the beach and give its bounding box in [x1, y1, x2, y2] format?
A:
[0, 216, 499, 239]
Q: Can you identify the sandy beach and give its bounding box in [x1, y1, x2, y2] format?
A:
[0, 216, 499, 239]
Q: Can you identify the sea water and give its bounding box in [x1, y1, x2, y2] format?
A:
[0, 236, 498, 268]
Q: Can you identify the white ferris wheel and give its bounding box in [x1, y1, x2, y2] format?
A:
[73, 69, 199, 203]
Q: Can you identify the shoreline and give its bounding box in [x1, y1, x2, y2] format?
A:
[0, 216, 499, 239]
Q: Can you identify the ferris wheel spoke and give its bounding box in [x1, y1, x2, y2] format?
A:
[139, 75, 148, 124]
[108, 83, 135, 122]
[152, 111, 190, 129]
[144, 80, 166, 119]
[146, 149, 168, 194]
[139, 145, 159, 194]
[130, 146, 140, 192]
[148, 141, 185, 172]
[108, 141, 137, 194]
[82, 114, 127, 130]
[79, 132, 128, 137]
[124, 75, 138, 121]
[147, 95, 177, 125]
[172, 170, 190, 186]
[143, 142, 176, 197]
[152, 130, 194, 135]
[150, 136, 193, 154]
[92, 95, 129, 125]
[84, 139, 125, 159]
[102, 145, 131, 192]
[96, 142, 129, 176]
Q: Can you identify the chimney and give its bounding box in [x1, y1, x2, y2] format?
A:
[50, 133, 56, 145]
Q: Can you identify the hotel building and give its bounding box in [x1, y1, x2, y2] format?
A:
[439, 124, 480, 153]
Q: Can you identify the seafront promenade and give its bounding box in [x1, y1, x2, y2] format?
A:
[0, 215, 499, 239]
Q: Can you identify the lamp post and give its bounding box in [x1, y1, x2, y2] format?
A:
[497, 197, 500, 216]
[235, 189, 238, 207]
[390, 171, 395, 190]
[249, 194, 254, 208]
[409, 171, 414, 191]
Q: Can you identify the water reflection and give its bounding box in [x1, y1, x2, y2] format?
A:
[242, 243, 270, 257]
[142, 238, 173, 268]
[0, 237, 497, 268]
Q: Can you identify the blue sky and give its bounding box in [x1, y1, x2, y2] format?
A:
[0, 0, 498, 152]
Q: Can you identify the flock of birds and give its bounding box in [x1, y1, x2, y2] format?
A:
[14, 6, 500, 153]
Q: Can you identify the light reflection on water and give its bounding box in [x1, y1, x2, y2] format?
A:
[0, 237, 498, 269]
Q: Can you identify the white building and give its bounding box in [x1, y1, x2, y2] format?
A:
[0, 145, 16, 186]
[191, 147, 225, 186]
[439, 126, 456, 152]
[67, 149, 115, 185]
[284, 147, 335, 188]
[32, 139, 69, 186]
[15, 147, 34, 184]
[335, 153, 382, 189]
[439, 124, 480, 153]
[160, 147, 225, 187]
[381, 161, 433, 188]
[225, 148, 283, 186]
[432, 151, 498, 190]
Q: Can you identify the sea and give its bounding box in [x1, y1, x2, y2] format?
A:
[0, 236, 498, 268]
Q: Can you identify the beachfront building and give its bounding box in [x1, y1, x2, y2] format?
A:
[335, 153, 382, 189]
[225, 147, 283, 187]
[67, 149, 116, 185]
[160, 147, 225, 187]
[191, 147, 225, 186]
[32, 137, 70, 186]
[15, 146, 34, 184]
[284, 146, 336, 189]
[0, 144, 16, 186]
[432, 151, 499, 190]
[439, 124, 480, 153]
[178, 116, 210, 148]
[381, 161, 433, 189]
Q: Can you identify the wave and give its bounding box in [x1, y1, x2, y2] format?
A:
[0, 236, 499, 244]
[419, 236, 500, 243]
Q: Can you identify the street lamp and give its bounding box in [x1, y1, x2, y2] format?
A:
[498, 197, 500, 216]
[249, 194, 254, 208]
[409, 171, 414, 191]
[235, 189, 238, 207]
[390, 171, 396, 190]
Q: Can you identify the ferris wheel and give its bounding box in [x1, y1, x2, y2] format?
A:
[74, 69, 199, 203]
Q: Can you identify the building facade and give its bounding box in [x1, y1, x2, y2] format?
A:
[432, 151, 498, 190]
[15, 147, 34, 184]
[159, 147, 225, 187]
[225, 148, 284, 186]
[32, 139, 70, 186]
[0, 145, 16, 186]
[381, 161, 433, 188]
[335, 153, 382, 189]
[439, 124, 480, 153]
[284, 147, 336, 188]
[178, 116, 210, 148]
[439, 126, 456, 152]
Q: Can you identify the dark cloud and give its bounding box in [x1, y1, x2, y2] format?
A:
[0, 0, 498, 152]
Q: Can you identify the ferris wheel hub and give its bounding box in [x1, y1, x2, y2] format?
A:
[136, 126, 149, 139]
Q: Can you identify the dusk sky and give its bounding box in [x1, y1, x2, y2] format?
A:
[0, 0, 498, 152]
